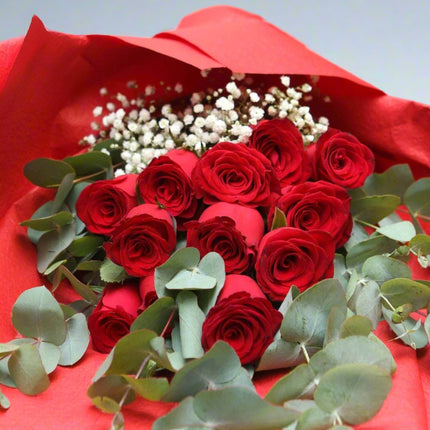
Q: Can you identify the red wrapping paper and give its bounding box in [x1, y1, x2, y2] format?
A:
[0, 5, 429, 429]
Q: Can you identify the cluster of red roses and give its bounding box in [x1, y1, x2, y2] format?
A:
[77, 118, 374, 364]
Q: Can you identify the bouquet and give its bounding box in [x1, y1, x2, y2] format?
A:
[1, 6, 430, 430]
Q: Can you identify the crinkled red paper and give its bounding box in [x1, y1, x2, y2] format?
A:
[0, 6, 429, 429]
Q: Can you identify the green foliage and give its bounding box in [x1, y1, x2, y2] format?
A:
[271, 207, 287, 230]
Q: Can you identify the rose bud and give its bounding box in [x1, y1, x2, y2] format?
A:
[88, 282, 142, 353]
[255, 227, 335, 301]
[192, 142, 280, 208]
[186, 202, 265, 274]
[75, 174, 138, 236]
[138, 274, 158, 312]
[104, 204, 176, 277]
[309, 128, 375, 188]
[248, 118, 311, 189]
[137, 149, 199, 226]
[201, 274, 282, 365]
[268, 181, 352, 249]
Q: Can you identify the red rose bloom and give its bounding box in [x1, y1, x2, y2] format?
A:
[192, 142, 280, 208]
[255, 227, 335, 301]
[138, 274, 158, 311]
[309, 128, 375, 188]
[201, 275, 282, 365]
[268, 181, 352, 248]
[75, 174, 138, 235]
[104, 204, 176, 277]
[186, 202, 265, 274]
[136, 149, 199, 224]
[88, 283, 142, 353]
[248, 118, 311, 189]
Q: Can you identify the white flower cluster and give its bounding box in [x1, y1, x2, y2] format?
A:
[82, 74, 328, 175]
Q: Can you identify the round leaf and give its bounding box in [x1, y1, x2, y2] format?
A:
[58, 313, 90, 366]
[376, 221, 416, 242]
[339, 315, 373, 338]
[362, 255, 412, 283]
[24, 158, 75, 188]
[121, 376, 169, 401]
[64, 151, 113, 180]
[88, 374, 135, 407]
[12, 286, 67, 345]
[314, 363, 392, 425]
[404, 178, 430, 217]
[37, 341, 61, 374]
[350, 194, 401, 224]
[380, 278, 430, 311]
[0, 389, 10, 409]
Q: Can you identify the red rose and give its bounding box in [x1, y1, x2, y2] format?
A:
[268, 181, 352, 248]
[309, 128, 375, 188]
[88, 283, 142, 353]
[136, 149, 199, 224]
[75, 174, 138, 235]
[186, 202, 265, 274]
[255, 227, 335, 301]
[104, 204, 176, 277]
[192, 142, 280, 208]
[201, 275, 282, 365]
[248, 118, 311, 189]
[138, 274, 158, 311]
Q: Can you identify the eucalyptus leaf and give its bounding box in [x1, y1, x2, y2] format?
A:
[165, 269, 216, 290]
[343, 221, 369, 251]
[355, 280, 382, 329]
[37, 341, 61, 374]
[339, 316, 373, 338]
[424, 314, 430, 343]
[409, 234, 430, 255]
[154, 247, 201, 298]
[376, 221, 416, 242]
[88, 374, 136, 407]
[93, 139, 123, 165]
[111, 412, 125, 430]
[271, 207, 287, 230]
[8, 344, 50, 395]
[21, 211, 74, 231]
[363, 164, 414, 199]
[58, 313, 90, 366]
[404, 178, 430, 218]
[154, 386, 299, 430]
[314, 363, 392, 425]
[265, 363, 316, 404]
[67, 181, 90, 234]
[325, 306, 347, 345]
[100, 258, 128, 283]
[11, 286, 67, 345]
[68, 235, 104, 257]
[121, 376, 169, 401]
[52, 172, 76, 213]
[0, 388, 10, 409]
[295, 407, 333, 430]
[177, 291, 205, 359]
[130, 297, 176, 335]
[37, 223, 76, 273]
[380, 278, 430, 311]
[350, 194, 401, 225]
[0, 343, 19, 358]
[162, 341, 253, 402]
[91, 396, 121, 413]
[24, 158, 75, 188]
[64, 151, 113, 180]
[281, 279, 346, 347]
[333, 254, 348, 291]
[0, 355, 15, 388]
[362, 255, 412, 283]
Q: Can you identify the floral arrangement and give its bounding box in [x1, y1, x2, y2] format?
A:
[1, 6, 430, 430]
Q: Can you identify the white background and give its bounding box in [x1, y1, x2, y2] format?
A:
[1, 0, 429, 105]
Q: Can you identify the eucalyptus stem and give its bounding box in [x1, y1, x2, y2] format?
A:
[300, 343, 310, 364]
[354, 218, 378, 230]
[72, 161, 125, 184]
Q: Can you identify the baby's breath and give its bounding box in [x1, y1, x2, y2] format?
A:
[82, 74, 328, 174]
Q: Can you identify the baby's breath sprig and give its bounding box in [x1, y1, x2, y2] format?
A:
[81, 73, 328, 175]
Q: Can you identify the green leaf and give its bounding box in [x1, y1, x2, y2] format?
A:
[355, 280, 382, 329]
[409, 234, 430, 254]
[309, 336, 395, 378]
[131, 297, 176, 335]
[52, 172, 77, 213]
[296, 407, 333, 430]
[154, 386, 299, 430]
[0, 388, 10, 409]
[37, 341, 61, 374]
[376, 221, 416, 242]
[404, 178, 430, 217]
[333, 254, 348, 291]
[67, 181, 90, 234]
[362, 255, 412, 283]
[314, 364, 392, 425]
[88, 374, 135, 409]
[24, 158, 75, 188]
[351, 195, 401, 224]
[154, 247, 201, 298]
[177, 291, 205, 359]
[339, 316, 373, 338]
[21, 211, 74, 231]
[325, 306, 348, 345]
[380, 278, 430, 311]
[68, 235, 104, 257]
[8, 344, 50, 395]
[271, 207, 287, 230]
[100, 259, 128, 283]
[382, 307, 428, 349]
[64, 151, 113, 180]
[37, 223, 76, 273]
[424, 314, 430, 343]
[281, 279, 346, 347]
[58, 313, 90, 365]
[162, 341, 253, 402]
[111, 412, 125, 430]
[0, 343, 19, 358]
[363, 164, 414, 200]
[121, 376, 169, 401]
[343, 221, 369, 251]
[12, 286, 67, 345]
[93, 139, 123, 165]
[346, 235, 398, 269]
[165, 269, 216, 290]
[265, 363, 316, 404]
